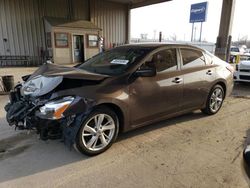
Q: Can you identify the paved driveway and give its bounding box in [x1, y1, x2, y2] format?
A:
[0, 67, 250, 188]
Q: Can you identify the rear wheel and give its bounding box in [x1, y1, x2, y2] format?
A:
[201, 84, 225, 115]
[76, 107, 119, 156]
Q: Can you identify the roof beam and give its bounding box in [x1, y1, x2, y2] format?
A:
[130, 0, 171, 9]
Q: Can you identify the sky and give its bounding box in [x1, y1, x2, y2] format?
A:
[131, 0, 249, 43]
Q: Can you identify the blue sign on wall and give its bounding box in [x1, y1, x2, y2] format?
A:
[189, 2, 208, 23]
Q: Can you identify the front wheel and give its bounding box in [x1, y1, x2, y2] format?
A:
[76, 107, 119, 156]
[201, 84, 225, 115]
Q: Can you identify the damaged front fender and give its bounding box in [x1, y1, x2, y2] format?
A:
[35, 97, 94, 146]
[36, 96, 95, 120]
[5, 85, 96, 146]
[64, 96, 95, 117]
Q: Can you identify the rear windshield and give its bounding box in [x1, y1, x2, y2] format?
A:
[78, 46, 154, 75]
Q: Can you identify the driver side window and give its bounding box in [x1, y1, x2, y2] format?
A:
[144, 49, 177, 72]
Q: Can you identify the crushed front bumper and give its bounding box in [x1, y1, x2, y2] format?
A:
[4, 87, 93, 148]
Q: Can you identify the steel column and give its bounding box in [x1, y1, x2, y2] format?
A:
[215, 0, 236, 61]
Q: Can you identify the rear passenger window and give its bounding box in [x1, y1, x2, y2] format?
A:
[181, 49, 205, 68]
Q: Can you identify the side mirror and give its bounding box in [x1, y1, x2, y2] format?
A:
[135, 67, 156, 77]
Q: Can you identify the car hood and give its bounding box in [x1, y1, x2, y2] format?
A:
[28, 63, 110, 81]
[239, 61, 250, 69]
[21, 64, 110, 97]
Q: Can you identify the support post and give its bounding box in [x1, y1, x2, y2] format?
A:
[199, 22, 203, 42]
[194, 26, 197, 42]
[159, 31, 162, 42]
[191, 23, 194, 42]
[226, 35, 232, 62]
[215, 0, 236, 61]
[125, 5, 131, 44]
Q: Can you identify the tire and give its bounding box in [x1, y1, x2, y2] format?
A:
[201, 84, 225, 115]
[76, 107, 119, 156]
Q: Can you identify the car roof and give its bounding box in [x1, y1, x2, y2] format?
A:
[120, 43, 205, 51]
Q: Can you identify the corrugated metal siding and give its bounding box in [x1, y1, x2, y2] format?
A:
[73, 0, 90, 20]
[90, 0, 128, 49]
[0, 0, 89, 66]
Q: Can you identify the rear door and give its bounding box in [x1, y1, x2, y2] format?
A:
[180, 48, 215, 110]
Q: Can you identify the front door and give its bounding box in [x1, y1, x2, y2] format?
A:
[73, 35, 84, 63]
[129, 48, 183, 127]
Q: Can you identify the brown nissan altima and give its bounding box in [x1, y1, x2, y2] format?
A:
[5, 43, 234, 155]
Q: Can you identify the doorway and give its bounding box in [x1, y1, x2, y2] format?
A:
[73, 35, 84, 63]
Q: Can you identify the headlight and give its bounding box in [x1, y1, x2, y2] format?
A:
[39, 96, 74, 119]
[21, 75, 63, 97]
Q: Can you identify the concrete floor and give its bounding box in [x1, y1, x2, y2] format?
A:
[0, 67, 250, 188]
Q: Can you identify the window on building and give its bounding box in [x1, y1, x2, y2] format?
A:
[181, 49, 205, 68]
[87, 35, 98, 48]
[54, 33, 69, 48]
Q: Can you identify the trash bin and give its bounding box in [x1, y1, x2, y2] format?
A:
[2, 75, 14, 92]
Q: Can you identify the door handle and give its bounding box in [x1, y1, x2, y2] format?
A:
[172, 77, 183, 84]
[206, 70, 212, 75]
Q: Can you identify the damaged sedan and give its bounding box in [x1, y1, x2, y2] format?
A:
[5, 44, 234, 156]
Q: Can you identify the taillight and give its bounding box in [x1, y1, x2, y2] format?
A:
[226, 65, 234, 73]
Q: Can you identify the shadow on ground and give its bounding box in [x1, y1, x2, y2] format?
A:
[232, 82, 250, 97]
[117, 111, 206, 142]
[0, 111, 207, 183]
[0, 80, 249, 183]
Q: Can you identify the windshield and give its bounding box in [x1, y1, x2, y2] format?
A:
[78, 46, 154, 75]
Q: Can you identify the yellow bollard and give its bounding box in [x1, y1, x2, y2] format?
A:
[235, 55, 240, 64]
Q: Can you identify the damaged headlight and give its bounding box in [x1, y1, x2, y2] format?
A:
[39, 96, 74, 120]
[21, 75, 63, 97]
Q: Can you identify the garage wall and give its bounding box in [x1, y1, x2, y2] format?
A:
[90, 0, 128, 49]
[0, 0, 89, 65]
[0, 0, 129, 66]
[73, 0, 90, 21]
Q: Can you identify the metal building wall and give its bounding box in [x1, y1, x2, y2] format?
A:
[90, 0, 128, 49]
[73, 0, 90, 21]
[0, 0, 89, 65]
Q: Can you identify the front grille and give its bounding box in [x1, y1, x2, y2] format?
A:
[240, 69, 250, 72]
[239, 75, 250, 80]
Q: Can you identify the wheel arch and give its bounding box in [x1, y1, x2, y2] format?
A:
[95, 103, 125, 133]
[214, 81, 227, 98]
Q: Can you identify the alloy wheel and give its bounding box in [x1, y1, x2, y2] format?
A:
[209, 88, 223, 113]
[81, 114, 115, 151]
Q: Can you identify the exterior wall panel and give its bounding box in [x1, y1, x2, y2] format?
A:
[0, 0, 128, 66]
[73, 0, 90, 21]
[90, 0, 128, 49]
[0, 0, 89, 66]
